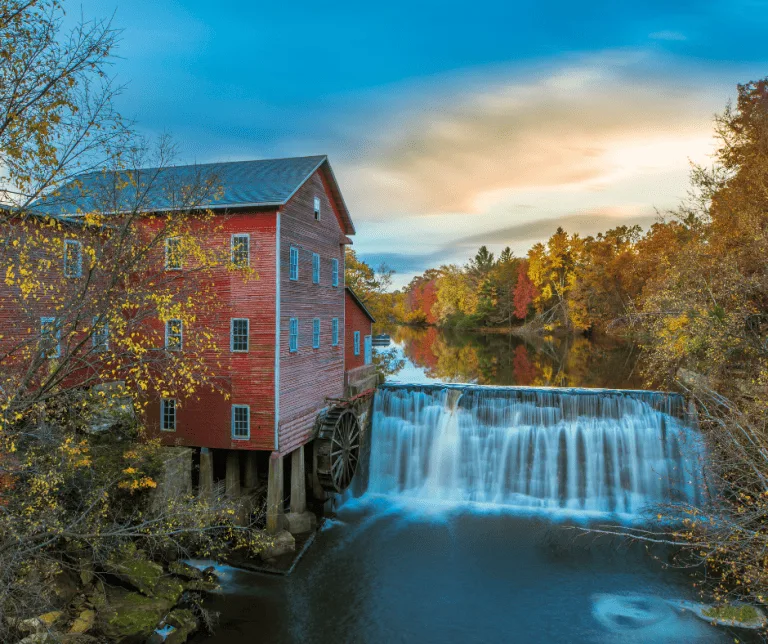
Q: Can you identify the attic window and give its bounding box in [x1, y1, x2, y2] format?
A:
[314, 197, 321, 221]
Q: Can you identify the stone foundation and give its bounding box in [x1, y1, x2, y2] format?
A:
[152, 447, 193, 511]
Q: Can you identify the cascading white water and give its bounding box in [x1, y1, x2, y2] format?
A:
[368, 385, 705, 517]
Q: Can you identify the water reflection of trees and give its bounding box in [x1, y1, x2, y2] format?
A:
[372, 346, 406, 377]
[392, 327, 643, 389]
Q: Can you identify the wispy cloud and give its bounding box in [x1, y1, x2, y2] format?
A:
[455, 207, 660, 246]
[335, 51, 723, 221]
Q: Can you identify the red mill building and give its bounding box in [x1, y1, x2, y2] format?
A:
[17, 155, 377, 540]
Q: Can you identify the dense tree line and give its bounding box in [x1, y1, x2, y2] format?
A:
[395, 220, 694, 336]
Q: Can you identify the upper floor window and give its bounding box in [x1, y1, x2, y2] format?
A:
[314, 196, 321, 220]
[161, 398, 176, 431]
[289, 317, 298, 352]
[231, 318, 249, 352]
[231, 234, 250, 268]
[354, 331, 360, 356]
[165, 319, 183, 351]
[165, 237, 182, 270]
[331, 258, 339, 288]
[312, 253, 320, 284]
[40, 316, 60, 359]
[63, 240, 82, 278]
[332, 318, 339, 346]
[92, 317, 109, 352]
[289, 246, 299, 281]
[232, 404, 250, 440]
[313, 318, 320, 349]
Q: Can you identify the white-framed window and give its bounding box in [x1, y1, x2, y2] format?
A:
[165, 237, 182, 270]
[289, 317, 298, 353]
[313, 318, 320, 348]
[332, 318, 339, 346]
[40, 316, 60, 358]
[92, 317, 109, 352]
[289, 246, 299, 281]
[232, 404, 250, 440]
[331, 258, 339, 287]
[231, 233, 250, 268]
[314, 196, 321, 220]
[354, 331, 360, 356]
[160, 398, 176, 432]
[165, 319, 183, 351]
[63, 240, 82, 278]
[231, 318, 249, 352]
[312, 253, 320, 284]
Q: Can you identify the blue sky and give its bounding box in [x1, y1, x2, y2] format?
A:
[75, 0, 768, 286]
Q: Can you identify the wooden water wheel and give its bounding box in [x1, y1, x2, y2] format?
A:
[316, 407, 361, 493]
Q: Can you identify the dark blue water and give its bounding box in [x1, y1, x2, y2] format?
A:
[195, 497, 737, 643]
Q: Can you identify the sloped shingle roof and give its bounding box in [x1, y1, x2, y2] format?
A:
[32, 155, 354, 234]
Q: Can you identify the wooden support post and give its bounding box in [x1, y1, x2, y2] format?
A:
[199, 448, 213, 500]
[311, 441, 326, 501]
[290, 445, 307, 514]
[225, 451, 241, 498]
[266, 452, 284, 534]
[243, 451, 259, 490]
[285, 445, 313, 534]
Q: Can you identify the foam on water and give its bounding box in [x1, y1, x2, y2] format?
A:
[368, 385, 705, 519]
[590, 593, 722, 643]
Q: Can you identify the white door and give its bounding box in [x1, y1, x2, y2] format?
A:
[364, 335, 372, 365]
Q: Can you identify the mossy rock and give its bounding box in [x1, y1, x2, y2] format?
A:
[104, 544, 163, 596]
[100, 589, 172, 643]
[702, 603, 765, 627]
[165, 609, 198, 644]
[69, 609, 96, 634]
[674, 599, 766, 630]
[18, 611, 64, 635]
[182, 579, 219, 594]
[168, 561, 203, 581]
[154, 577, 185, 605]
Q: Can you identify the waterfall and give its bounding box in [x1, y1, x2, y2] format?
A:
[368, 384, 705, 518]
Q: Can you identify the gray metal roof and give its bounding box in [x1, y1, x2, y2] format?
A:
[32, 155, 355, 234]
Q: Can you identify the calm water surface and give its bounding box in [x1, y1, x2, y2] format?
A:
[378, 327, 645, 389]
[196, 502, 736, 643]
[194, 330, 744, 644]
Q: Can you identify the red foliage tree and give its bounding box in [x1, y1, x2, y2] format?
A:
[513, 261, 538, 320]
[407, 277, 439, 324]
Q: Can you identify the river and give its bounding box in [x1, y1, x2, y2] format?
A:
[194, 329, 749, 644]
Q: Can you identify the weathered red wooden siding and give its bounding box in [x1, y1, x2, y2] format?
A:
[345, 290, 373, 371]
[278, 171, 346, 455]
[0, 218, 109, 385]
[147, 210, 278, 451]
[3, 164, 354, 457]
